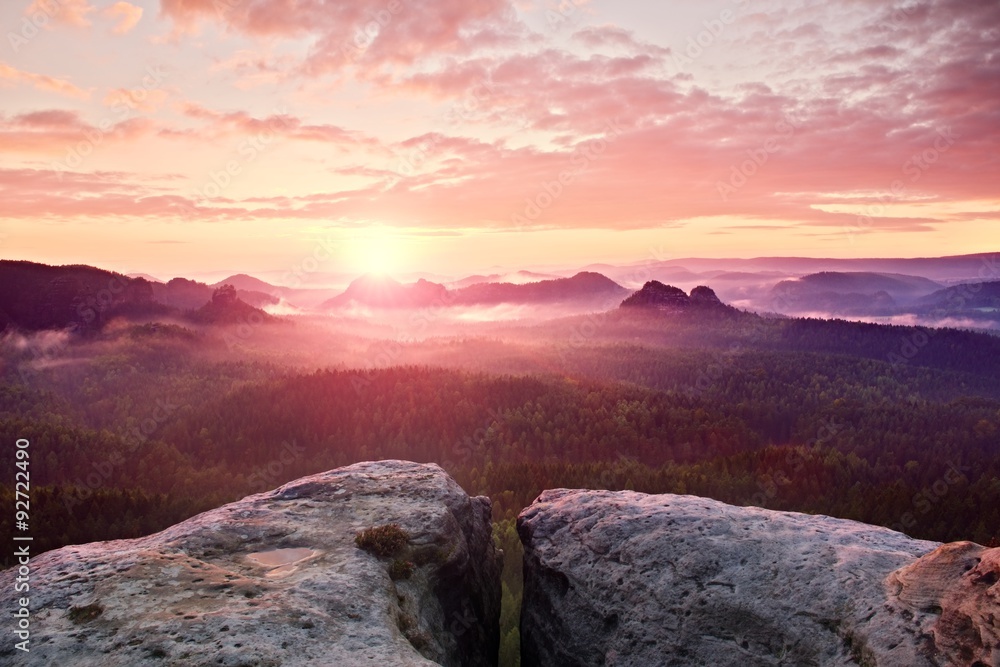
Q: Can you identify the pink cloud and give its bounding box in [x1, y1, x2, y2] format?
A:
[395, 49, 681, 135]
[208, 50, 297, 89]
[572, 25, 671, 58]
[160, 0, 525, 75]
[7, 109, 88, 131]
[0, 63, 90, 100]
[0, 110, 153, 154]
[376, 0, 998, 229]
[103, 87, 169, 113]
[25, 0, 95, 27]
[171, 102, 382, 148]
[0, 167, 257, 221]
[104, 1, 143, 34]
[4, 0, 998, 242]
[0, 101, 384, 158]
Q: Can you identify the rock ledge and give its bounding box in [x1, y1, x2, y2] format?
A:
[1, 461, 502, 667]
[518, 489, 998, 667]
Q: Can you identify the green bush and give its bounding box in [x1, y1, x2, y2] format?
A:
[355, 523, 410, 557]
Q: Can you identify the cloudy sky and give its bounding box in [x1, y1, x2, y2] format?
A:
[1, 0, 997, 281]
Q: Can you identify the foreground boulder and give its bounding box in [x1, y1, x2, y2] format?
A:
[518, 489, 999, 666]
[0, 461, 503, 666]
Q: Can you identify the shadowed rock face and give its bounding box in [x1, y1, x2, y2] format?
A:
[518, 489, 998, 667]
[0, 461, 503, 667]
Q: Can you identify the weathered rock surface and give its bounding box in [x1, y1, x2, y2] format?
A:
[518, 489, 999, 666]
[888, 541, 1000, 665]
[0, 461, 503, 666]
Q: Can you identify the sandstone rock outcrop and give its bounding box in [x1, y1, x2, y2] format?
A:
[619, 281, 733, 314]
[0, 461, 503, 666]
[888, 541, 1000, 665]
[518, 489, 999, 666]
[689, 285, 724, 306]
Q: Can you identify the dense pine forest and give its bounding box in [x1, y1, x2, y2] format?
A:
[2, 309, 999, 665]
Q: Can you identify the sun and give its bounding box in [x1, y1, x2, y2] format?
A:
[355, 226, 399, 276]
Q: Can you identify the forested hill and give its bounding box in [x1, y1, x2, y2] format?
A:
[3, 359, 998, 567]
[4, 330, 999, 666]
[0, 260, 155, 333]
[528, 305, 1000, 382]
[768, 317, 1000, 378]
[0, 260, 275, 333]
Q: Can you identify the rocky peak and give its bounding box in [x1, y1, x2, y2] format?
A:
[211, 284, 238, 305]
[620, 280, 690, 308]
[689, 285, 722, 304]
[0, 461, 502, 667]
[518, 488, 999, 666]
[620, 281, 730, 312]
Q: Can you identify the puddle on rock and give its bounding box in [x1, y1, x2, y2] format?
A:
[246, 548, 318, 578]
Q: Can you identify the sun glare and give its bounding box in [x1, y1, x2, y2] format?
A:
[356, 226, 399, 276]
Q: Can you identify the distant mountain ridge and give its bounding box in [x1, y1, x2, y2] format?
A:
[210, 273, 278, 294]
[6, 255, 1000, 333]
[587, 254, 998, 309]
[767, 271, 944, 315]
[917, 280, 1000, 309]
[152, 277, 277, 311]
[322, 271, 628, 309]
[452, 272, 627, 306]
[776, 272, 942, 295]
[0, 260, 274, 333]
[322, 274, 448, 309]
[644, 253, 999, 283]
[903, 280, 1000, 326]
[452, 270, 561, 289]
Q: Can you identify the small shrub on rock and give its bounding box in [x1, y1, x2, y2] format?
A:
[355, 523, 409, 557]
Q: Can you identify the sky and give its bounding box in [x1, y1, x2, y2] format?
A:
[0, 0, 998, 282]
